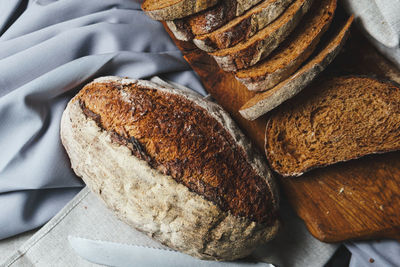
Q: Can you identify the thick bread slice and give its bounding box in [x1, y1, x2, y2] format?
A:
[235, 0, 337, 92]
[60, 76, 279, 260]
[240, 16, 353, 120]
[210, 0, 314, 72]
[189, 0, 292, 47]
[166, 0, 263, 41]
[265, 76, 400, 177]
[142, 0, 219, 20]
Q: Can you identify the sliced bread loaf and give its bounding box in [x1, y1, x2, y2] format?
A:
[265, 76, 400, 177]
[142, 0, 219, 20]
[235, 0, 337, 91]
[167, 0, 263, 41]
[240, 16, 353, 120]
[210, 0, 314, 72]
[192, 0, 294, 51]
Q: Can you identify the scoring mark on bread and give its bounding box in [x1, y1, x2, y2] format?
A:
[76, 80, 276, 224]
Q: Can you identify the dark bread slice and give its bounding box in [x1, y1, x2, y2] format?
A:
[192, 0, 294, 51]
[142, 0, 219, 20]
[210, 0, 313, 72]
[61, 77, 279, 260]
[235, 0, 337, 91]
[265, 76, 400, 177]
[166, 0, 263, 41]
[240, 15, 353, 120]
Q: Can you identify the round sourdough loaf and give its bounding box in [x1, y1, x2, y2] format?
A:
[60, 76, 279, 260]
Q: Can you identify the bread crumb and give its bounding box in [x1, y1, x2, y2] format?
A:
[339, 187, 344, 194]
[379, 205, 384, 211]
[326, 211, 330, 215]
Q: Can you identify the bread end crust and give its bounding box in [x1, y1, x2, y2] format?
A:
[142, 0, 219, 21]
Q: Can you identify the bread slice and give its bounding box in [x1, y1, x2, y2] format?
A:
[142, 0, 219, 20]
[265, 76, 400, 177]
[210, 0, 314, 72]
[240, 16, 353, 120]
[235, 0, 337, 92]
[192, 0, 294, 51]
[166, 0, 264, 41]
[60, 76, 279, 260]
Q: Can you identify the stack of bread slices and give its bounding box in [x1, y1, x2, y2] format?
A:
[142, 0, 354, 120]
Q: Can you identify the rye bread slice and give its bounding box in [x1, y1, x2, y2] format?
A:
[210, 0, 314, 72]
[166, 0, 264, 41]
[192, 0, 294, 51]
[239, 15, 353, 120]
[235, 0, 337, 92]
[142, 0, 219, 20]
[265, 76, 400, 177]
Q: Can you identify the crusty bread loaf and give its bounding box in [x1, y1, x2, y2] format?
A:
[235, 0, 336, 91]
[166, 0, 263, 41]
[60, 76, 279, 260]
[240, 15, 353, 120]
[142, 0, 219, 20]
[210, 0, 313, 72]
[265, 76, 400, 177]
[192, 0, 294, 51]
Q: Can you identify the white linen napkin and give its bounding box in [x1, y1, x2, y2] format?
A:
[2, 187, 338, 267]
[343, 0, 400, 68]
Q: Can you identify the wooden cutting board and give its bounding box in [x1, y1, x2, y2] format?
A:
[163, 20, 400, 242]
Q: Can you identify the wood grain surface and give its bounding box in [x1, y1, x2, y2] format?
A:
[163, 16, 400, 242]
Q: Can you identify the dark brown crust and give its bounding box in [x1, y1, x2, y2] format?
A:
[211, 0, 313, 71]
[194, 0, 294, 52]
[76, 81, 276, 224]
[201, 14, 253, 51]
[189, 1, 238, 35]
[235, 0, 336, 90]
[168, 19, 195, 40]
[169, 0, 264, 41]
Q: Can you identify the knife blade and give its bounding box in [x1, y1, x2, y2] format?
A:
[68, 236, 274, 267]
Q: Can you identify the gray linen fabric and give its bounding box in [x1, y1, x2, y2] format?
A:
[343, 0, 400, 68]
[347, 240, 400, 267]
